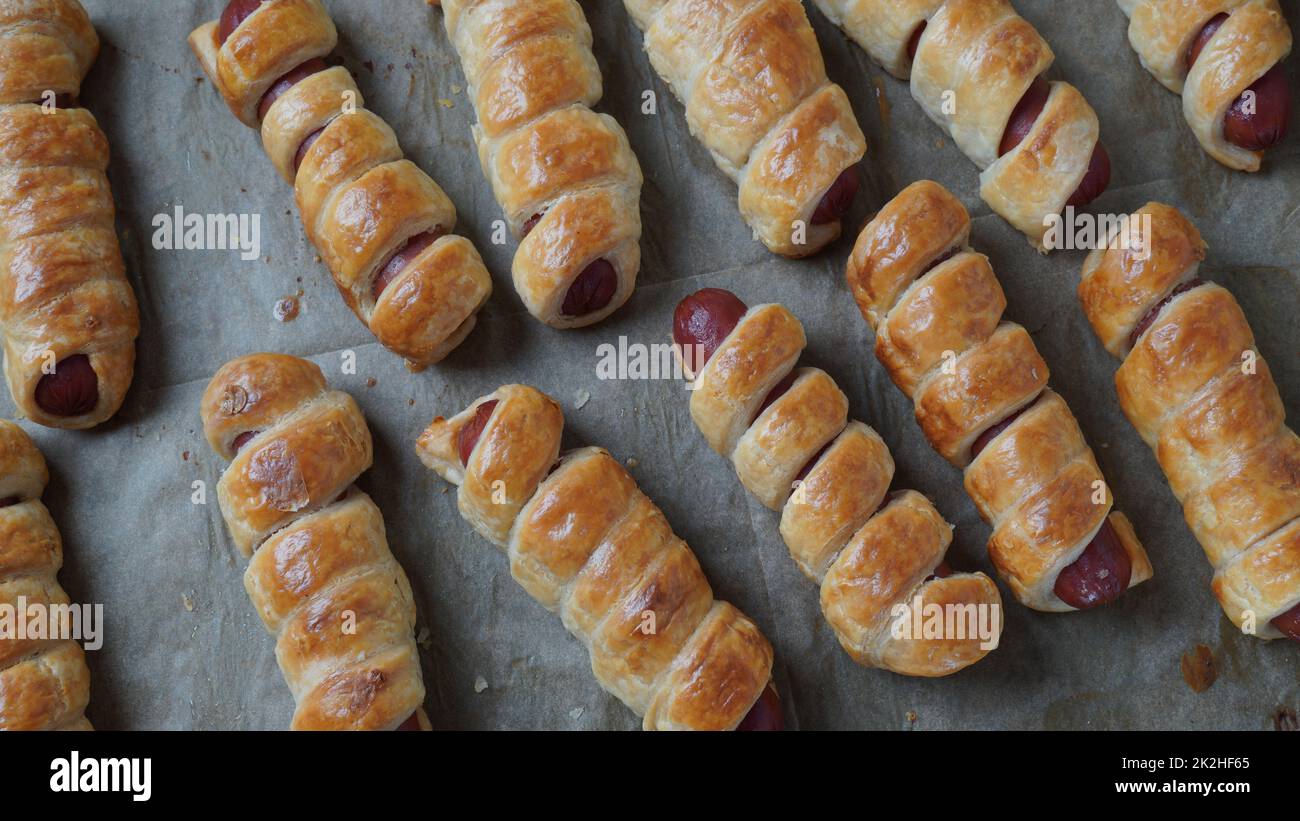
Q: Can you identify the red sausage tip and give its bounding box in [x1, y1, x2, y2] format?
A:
[735, 683, 783, 731]
[458, 400, 499, 467]
[1053, 520, 1133, 609]
[34, 354, 98, 418]
[672, 288, 748, 376]
[560, 259, 619, 318]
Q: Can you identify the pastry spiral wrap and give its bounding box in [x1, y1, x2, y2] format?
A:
[0, 0, 140, 429]
[434, 0, 643, 328]
[201, 353, 429, 729]
[622, 0, 868, 258]
[0, 420, 91, 730]
[1079, 204, 1300, 639]
[847, 181, 1153, 611]
[189, 0, 492, 370]
[676, 295, 1001, 675]
[814, 0, 1105, 250]
[417, 384, 775, 730]
[1118, 0, 1292, 171]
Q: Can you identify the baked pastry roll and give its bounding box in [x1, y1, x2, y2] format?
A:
[0, 420, 91, 730]
[673, 288, 1002, 675]
[1079, 203, 1300, 641]
[621, 0, 868, 258]
[433, 0, 643, 328]
[417, 384, 781, 729]
[813, 0, 1111, 251]
[1118, 0, 1292, 170]
[189, 0, 492, 370]
[0, 0, 140, 428]
[847, 180, 1153, 611]
[201, 353, 430, 729]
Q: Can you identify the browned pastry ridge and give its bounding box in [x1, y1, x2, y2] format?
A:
[1079, 203, 1300, 641]
[672, 289, 1003, 676]
[201, 353, 431, 729]
[620, 0, 868, 258]
[847, 180, 1153, 612]
[416, 384, 779, 730]
[189, 0, 492, 370]
[433, 0, 643, 329]
[812, 0, 1111, 251]
[0, 420, 92, 730]
[0, 0, 140, 429]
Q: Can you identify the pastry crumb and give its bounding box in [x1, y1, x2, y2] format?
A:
[1180, 644, 1216, 693]
[437, 98, 454, 108]
[474, 676, 489, 693]
[625, 457, 638, 468]
[569, 707, 584, 720]
[181, 592, 195, 612]
[574, 389, 590, 409]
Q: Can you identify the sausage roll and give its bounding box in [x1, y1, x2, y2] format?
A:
[847, 181, 1154, 611]
[621, 0, 868, 258]
[1118, 0, 1292, 171]
[1079, 204, 1300, 641]
[201, 353, 430, 730]
[433, 0, 643, 328]
[188, 0, 492, 370]
[813, 0, 1111, 251]
[672, 289, 1002, 674]
[0, 0, 140, 428]
[417, 384, 781, 729]
[0, 420, 92, 730]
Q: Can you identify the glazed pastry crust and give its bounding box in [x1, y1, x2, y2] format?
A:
[687, 296, 1001, 673]
[0, 419, 91, 730]
[189, 5, 492, 369]
[201, 354, 426, 728]
[1079, 203, 1300, 636]
[629, 0, 867, 257]
[416, 386, 774, 729]
[1121, 0, 1293, 171]
[849, 181, 1152, 610]
[438, 0, 642, 328]
[814, 0, 1102, 250]
[0, 0, 139, 429]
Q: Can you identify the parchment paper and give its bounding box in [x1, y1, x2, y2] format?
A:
[15, 0, 1297, 730]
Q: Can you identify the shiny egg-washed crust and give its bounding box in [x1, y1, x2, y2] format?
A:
[415, 386, 774, 729]
[188, 2, 492, 370]
[625, 0, 867, 258]
[0, 419, 91, 730]
[201, 354, 427, 729]
[687, 301, 1001, 674]
[813, 0, 1103, 251]
[848, 181, 1152, 611]
[436, 0, 643, 329]
[1119, 0, 1292, 171]
[1080, 204, 1300, 635]
[0, 0, 139, 429]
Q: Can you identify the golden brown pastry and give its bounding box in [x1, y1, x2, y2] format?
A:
[1118, 0, 1292, 171]
[847, 181, 1153, 611]
[201, 353, 430, 730]
[432, 0, 642, 328]
[0, 0, 140, 428]
[621, 0, 867, 258]
[672, 288, 1002, 674]
[0, 420, 91, 730]
[189, 0, 492, 370]
[813, 0, 1111, 250]
[1079, 203, 1300, 641]
[416, 384, 781, 729]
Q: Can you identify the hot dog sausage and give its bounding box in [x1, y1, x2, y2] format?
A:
[1187, 13, 1291, 152]
[34, 355, 98, 418]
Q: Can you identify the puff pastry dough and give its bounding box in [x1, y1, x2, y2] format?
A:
[1079, 203, 1300, 639]
[848, 181, 1153, 611]
[201, 353, 429, 729]
[189, 0, 492, 370]
[814, 0, 1104, 250]
[678, 296, 1002, 675]
[0, 0, 139, 429]
[622, 0, 868, 257]
[0, 420, 91, 730]
[417, 384, 776, 729]
[434, 0, 642, 328]
[1118, 0, 1292, 171]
